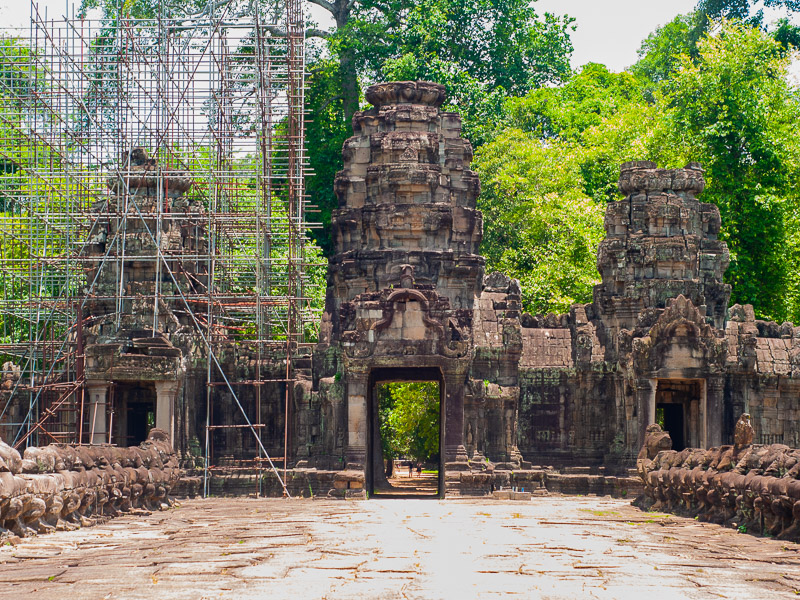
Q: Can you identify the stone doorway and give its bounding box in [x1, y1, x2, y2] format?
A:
[655, 379, 704, 451]
[367, 367, 444, 498]
[114, 383, 156, 446]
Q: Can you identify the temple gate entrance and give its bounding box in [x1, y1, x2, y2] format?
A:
[367, 367, 445, 498]
[113, 383, 156, 446]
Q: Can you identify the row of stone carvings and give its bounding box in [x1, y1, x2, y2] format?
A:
[636, 418, 800, 541]
[0, 428, 180, 539]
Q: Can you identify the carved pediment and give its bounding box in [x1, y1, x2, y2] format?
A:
[341, 287, 469, 359]
[632, 295, 726, 373]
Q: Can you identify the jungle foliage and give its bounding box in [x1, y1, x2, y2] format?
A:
[378, 382, 440, 464]
[6, 0, 800, 330]
[476, 11, 800, 322]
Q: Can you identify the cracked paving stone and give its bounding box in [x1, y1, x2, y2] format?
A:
[0, 496, 799, 599]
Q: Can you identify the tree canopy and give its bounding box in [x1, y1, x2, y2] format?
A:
[378, 382, 440, 464]
[474, 14, 800, 322]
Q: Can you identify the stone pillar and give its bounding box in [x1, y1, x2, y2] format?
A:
[444, 375, 469, 469]
[345, 376, 367, 470]
[636, 377, 657, 449]
[86, 382, 109, 445]
[705, 376, 725, 448]
[154, 380, 179, 447]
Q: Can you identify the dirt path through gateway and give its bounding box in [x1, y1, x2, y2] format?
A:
[0, 496, 798, 599]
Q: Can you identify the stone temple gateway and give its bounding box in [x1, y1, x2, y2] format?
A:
[298, 80, 800, 496]
[6, 80, 799, 499]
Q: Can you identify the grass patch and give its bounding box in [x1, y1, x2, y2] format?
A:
[578, 509, 621, 517]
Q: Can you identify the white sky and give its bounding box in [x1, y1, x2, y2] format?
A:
[0, 1, 78, 27]
[535, 0, 698, 70]
[535, 0, 799, 71]
[3, 1, 799, 73]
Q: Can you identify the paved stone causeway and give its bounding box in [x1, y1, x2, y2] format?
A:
[0, 497, 798, 599]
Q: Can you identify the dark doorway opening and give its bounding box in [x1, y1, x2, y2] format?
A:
[655, 379, 702, 451]
[127, 401, 155, 446]
[368, 367, 444, 498]
[656, 403, 685, 451]
[115, 383, 156, 446]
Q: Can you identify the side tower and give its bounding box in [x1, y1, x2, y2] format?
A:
[595, 161, 731, 449]
[515, 161, 733, 466]
[316, 81, 485, 491]
[82, 150, 204, 448]
[325, 81, 483, 314]
[595, 160, 731, 342]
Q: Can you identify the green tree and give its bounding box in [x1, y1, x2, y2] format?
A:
[697, 0, 800, 23]
[473, 130, 606, 315]
[313, 0, 574, 123]
[485, 19, 800, 322]
[632, 15, 698, 85]
[473, 63, 668, 315]
[378, 382, 440, 464]
[660, 22, 800, 321]
[303, 0, 574, 253]
[632, 1, 800, 87]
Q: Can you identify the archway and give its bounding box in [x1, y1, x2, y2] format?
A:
[367, 367, 445, 498]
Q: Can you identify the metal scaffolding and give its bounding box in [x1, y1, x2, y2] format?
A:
[0, 0, 317, 482]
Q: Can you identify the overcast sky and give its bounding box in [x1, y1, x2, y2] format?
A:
[534, 0, 698, 70]
[2, 1, 798, 73]
[535, 0, 798, 71]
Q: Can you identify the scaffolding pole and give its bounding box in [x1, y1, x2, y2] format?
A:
[0, 1, 319, 496]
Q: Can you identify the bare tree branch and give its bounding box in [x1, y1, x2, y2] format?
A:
[264, 25, 287, 37]
[319, 94, 344, 112]
[307, 28, 332, 39]
[185, 0, 238, 20]
[307, 0, 336, 15]
[263, 25, 331, 39]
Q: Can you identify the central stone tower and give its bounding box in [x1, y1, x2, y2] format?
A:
[326, 80, 484, 312]
[316, 81, 488, 492]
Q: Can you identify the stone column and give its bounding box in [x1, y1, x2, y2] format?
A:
[444, 374, 469, 469]
[705, 376, 725, 448]
[345, 376, 367, 470]
[154, 380, 179, 447]
[86, 382, 109, 445]
[636, 377, 657, 449]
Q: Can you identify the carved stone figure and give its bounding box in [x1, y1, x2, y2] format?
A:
[734, 413, 755, 450]
[636, 416, 800, 541]
[0, 428, 180, 540]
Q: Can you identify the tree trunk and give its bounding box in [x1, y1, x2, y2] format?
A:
[334, 2, 360, 126]
[339, 48, 360, 126]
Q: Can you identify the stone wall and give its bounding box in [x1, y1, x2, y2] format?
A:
[0, 428, 180, 540]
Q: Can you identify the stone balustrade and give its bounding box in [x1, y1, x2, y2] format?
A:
[0, 428, 180, 540]
[636, 419, 800, 540]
